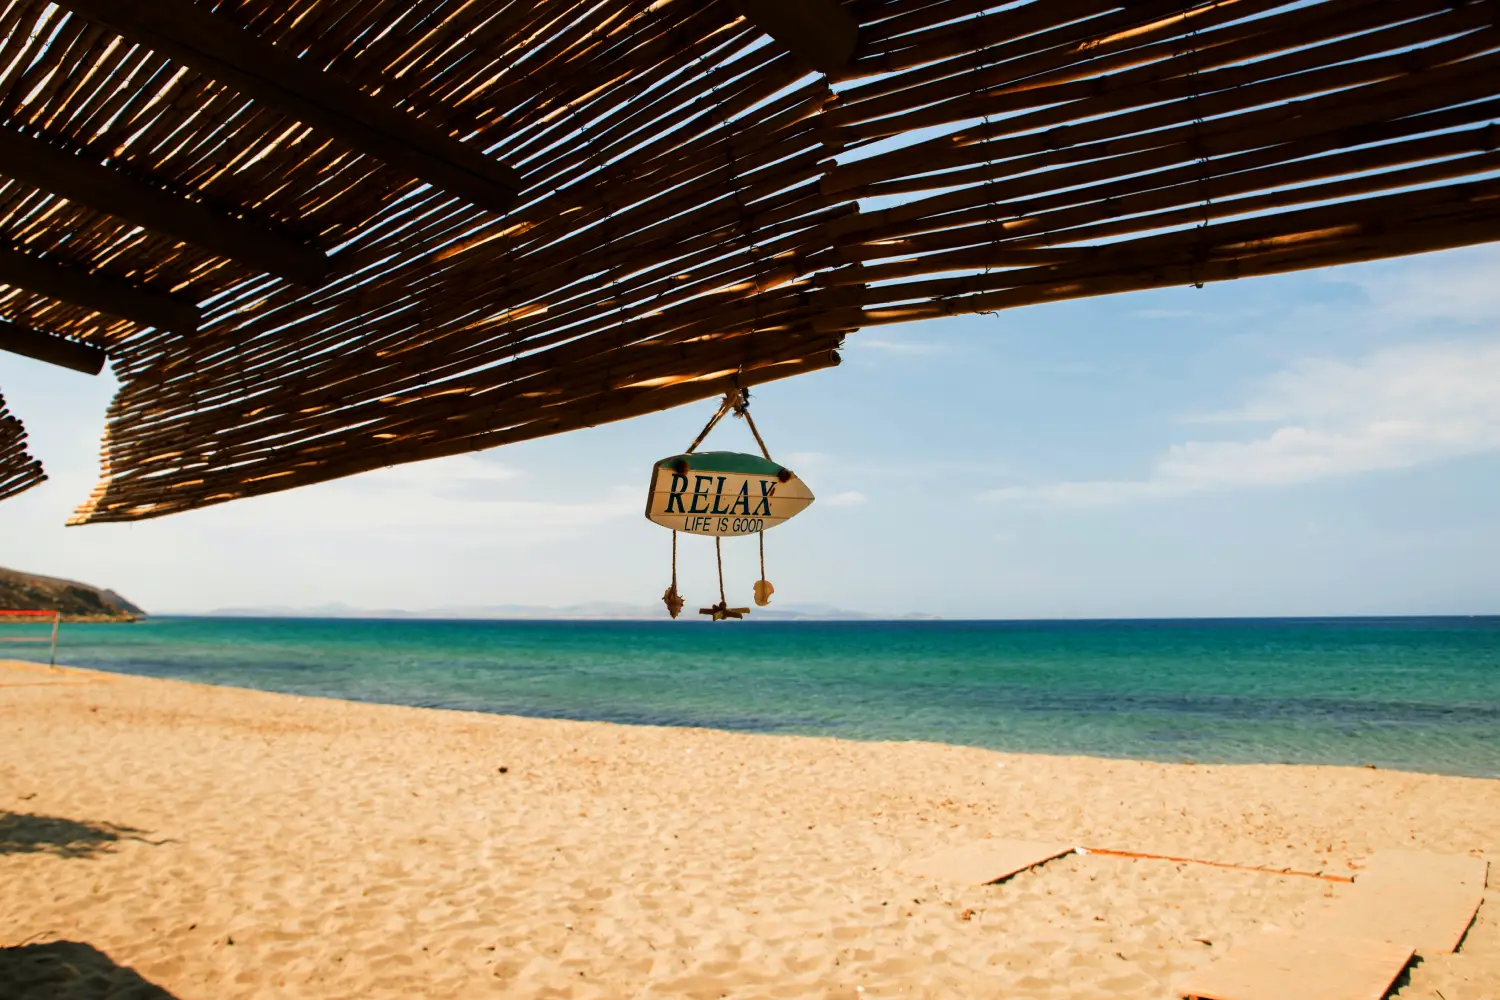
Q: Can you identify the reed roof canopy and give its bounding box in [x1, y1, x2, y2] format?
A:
[0, 0, 1494, 522]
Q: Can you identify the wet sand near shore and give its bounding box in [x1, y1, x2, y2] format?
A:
[1, 659, 1496, 999]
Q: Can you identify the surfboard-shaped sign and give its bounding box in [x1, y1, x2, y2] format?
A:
[645, 451, 814, 537]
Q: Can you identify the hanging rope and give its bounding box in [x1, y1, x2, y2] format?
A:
[975, 6, 1001, 320]
[699, 535, 749, 620]
[684, 395, 733, 454]
[1180, 0, 1213, 290]
[661, 530, 684, 618]
[731, 387, 773, 461]
[716, 536, 726, 605]
[754, 530, 773, 606]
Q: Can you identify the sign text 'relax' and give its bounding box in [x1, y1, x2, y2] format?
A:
[645, 451, 813, 536]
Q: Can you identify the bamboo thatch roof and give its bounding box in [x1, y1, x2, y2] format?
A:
[0, 0, 1495, 521]
[0, 389, 44, 500]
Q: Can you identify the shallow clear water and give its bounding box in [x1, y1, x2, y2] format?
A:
[5, 616, 1499, 777]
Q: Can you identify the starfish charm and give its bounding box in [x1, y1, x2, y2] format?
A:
[698, 601, 749, 621]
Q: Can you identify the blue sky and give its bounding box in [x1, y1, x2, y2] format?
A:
[3, 242, 1499, 618]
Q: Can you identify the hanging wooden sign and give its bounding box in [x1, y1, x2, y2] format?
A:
[650, 389, 812, 620]
[645, 451, 814, 537]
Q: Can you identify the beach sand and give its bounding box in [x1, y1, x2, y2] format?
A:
[1, 658, 1496, 999]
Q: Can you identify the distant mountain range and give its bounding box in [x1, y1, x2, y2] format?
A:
[195, 601, 938, 621]
[0, 566, 145, 622]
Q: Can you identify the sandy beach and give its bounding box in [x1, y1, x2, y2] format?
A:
[1, 658, 1495, 999]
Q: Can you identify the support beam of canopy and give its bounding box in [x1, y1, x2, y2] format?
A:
[0, 127, 330, 287]
[735, 0, 858, 75]
[0, 321, 107, 375]
[57, 0, 523, 215]
[0, 246, 200, 334]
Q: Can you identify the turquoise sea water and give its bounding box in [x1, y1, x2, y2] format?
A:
[5, 616, 1498, 777]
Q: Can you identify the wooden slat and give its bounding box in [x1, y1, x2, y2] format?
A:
[55, 0, 523, 214]
[0, 320, 106, 375]
[1321, 886, 1486, 955]
[0, 245, 198, 334]
[1177, 929, 1413, 1000]
[0, 126, 329, 286]
[1355, 850, 1489, 893]
[1317, 851, 1490, 954]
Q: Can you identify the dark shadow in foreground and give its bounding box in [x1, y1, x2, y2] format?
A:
[0, 811, 155, 858]
[1381, 954, 1421, 999]
[0, 942, 179, 999]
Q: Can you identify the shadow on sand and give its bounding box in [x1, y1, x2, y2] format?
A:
[0, 811, 156, 859]
[0, 942, 179, 999]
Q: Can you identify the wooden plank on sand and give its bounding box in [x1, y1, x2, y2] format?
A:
[1319, 851, 1489, 953]
[899, 839, 1072, 885]
[1354, 850, 1489, 892]
[1176, 929, 1413, 1000]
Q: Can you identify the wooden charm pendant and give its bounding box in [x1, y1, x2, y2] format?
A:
[753, 578, 773, 607]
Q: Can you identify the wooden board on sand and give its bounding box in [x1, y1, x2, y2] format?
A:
[1320, 851, 1489, 954]
[1354, 850, 1488, 892]
[899, 839, 1073, 886]
[1176, 929, 1413, 1000]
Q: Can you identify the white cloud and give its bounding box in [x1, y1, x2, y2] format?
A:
[824, 491, 868, 506]
[335, 453, 521, 501]
[201, 452, 639, 533]
[1327, 244, 1500, 326]
[991, 339, 1500, 506]
[853, 337, 946, 355]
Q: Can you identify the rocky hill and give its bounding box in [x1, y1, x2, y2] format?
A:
[0, 566, 144, 622]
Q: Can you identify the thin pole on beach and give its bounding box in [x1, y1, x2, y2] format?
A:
[49, 611, 59, 668]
